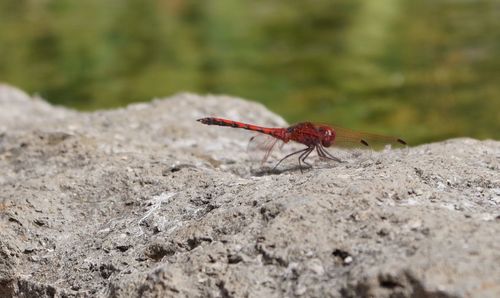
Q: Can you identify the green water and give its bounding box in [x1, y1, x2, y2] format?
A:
[1, 0, 499, 144]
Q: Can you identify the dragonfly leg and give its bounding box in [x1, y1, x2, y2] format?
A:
[318, 145, 342, 162]
[272, 147, 309, 171]
[316, 146, 327, 159]
[299, 146, 314, 169]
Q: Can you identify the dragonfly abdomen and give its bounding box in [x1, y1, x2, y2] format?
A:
[197, 117, 287, 140]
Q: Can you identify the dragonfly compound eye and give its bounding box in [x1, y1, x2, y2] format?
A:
[321, 128, 335, 147]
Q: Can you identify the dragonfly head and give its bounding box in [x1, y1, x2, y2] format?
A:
[318, 126, 335, 147]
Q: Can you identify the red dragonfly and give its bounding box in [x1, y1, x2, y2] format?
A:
[197, 117, 406, 172]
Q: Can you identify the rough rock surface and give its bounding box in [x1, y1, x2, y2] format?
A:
[0, 84, 499, 298]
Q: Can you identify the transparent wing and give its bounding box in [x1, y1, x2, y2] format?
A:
[246, 134, 285, 165]
[329, 126, 407, 150]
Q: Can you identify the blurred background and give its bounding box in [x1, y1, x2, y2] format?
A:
[0, 0, 499, 144]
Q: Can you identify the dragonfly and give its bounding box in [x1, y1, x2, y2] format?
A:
[197, 117, 407, 172]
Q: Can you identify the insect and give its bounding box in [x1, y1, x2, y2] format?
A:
[197, 117, 407, 172]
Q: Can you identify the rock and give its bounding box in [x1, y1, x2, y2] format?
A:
[0, 84, 499, 297]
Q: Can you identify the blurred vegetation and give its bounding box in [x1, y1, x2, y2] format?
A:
[0, 0, 499, 144]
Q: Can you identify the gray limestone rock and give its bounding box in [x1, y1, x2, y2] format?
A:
[0, 84, 499, 297]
